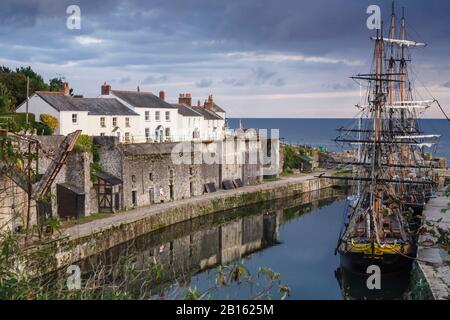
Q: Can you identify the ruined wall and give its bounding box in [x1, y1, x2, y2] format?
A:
[0, 174, 30, 231]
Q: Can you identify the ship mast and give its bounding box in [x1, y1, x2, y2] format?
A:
[371, 25, 385, 246]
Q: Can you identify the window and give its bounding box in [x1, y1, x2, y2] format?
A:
[145, 111, 150, 121]
[165, 128, 170, 137]
[131, 175, 136, 182]
[125, 117, 130, 127]
[149, 172, 153, 181]
[155, 111, 160, 121]
[100, 117, 106, 127]
[112, 117, 117, 127]
[125, 132, 130, 142]
[100, 133, 105, 137]
[165, 111, 170, 121]
[72, 113, 78, 124]
[145, 128, 150, 139]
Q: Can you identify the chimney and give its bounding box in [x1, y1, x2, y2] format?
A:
[178, 93, 192, 106]
[62, 82, 70, 96]
[101, 82, 111, 95]
[159, 90, 165, 101]
[204, 94, 213, 110]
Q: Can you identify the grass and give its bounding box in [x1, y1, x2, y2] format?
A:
[60, 212, 115, 228]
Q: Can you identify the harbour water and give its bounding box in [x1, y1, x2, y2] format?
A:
[228, 118, 450, 163]
[76, 188, 412, 300]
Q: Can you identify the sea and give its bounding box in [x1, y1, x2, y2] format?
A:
[228, 118, 450, 164]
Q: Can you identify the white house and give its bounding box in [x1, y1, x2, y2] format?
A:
[175, 93, 226, 141]
[16, 88, 140, 141]
[174, 103, 203, 141]
[100, 83, 178, 142]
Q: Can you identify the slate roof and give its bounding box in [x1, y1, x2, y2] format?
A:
[94, 171, 123, 185]
[191, 106, 223, 120]
[210, 102, 225, 113]
[173, 103, 203, 117]
[36, 92, 138, 116]
[111, 90, 176, 109]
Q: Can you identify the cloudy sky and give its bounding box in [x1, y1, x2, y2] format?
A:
[1, 0, 449, 118]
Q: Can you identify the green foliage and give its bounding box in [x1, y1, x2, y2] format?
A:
[445, 185, 450, 197]
[0, 113, 35, 132]
[74, 135, 93, 153]
[0, 82, 14, 113]
[282, 145, 298, 173]
[39, 114, 58, 133]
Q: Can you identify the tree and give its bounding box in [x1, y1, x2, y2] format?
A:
[49, 77, 64, 92]
[0, 82, 14, 113]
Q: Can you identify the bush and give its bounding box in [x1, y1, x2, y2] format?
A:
[0, 113, 35, 131]
[34, 122, 52, 135]
[39, 114, 58, 133]
[74, 134, 93, 153]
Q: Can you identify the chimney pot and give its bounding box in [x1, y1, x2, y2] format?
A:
[101, 82, 111, 95]
[62, 82, 70, 95]
[159, 90, 165, 101]
[178, 92, 192, 106]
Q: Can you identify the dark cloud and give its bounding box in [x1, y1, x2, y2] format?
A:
[223, 78, 246, 87]
[442, 81, 450, 88]
[142, 75, 168, 84]
[196, 79, 213, 88]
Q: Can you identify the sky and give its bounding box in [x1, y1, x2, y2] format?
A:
[0, 0, 449, 118]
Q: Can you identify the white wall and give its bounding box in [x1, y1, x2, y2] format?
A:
[87, 115, 140, 141]
[16, 94, 62, 133]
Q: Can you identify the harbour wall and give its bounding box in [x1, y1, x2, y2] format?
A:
[20, 175, 340, 275]
[412, 189, 450, 300]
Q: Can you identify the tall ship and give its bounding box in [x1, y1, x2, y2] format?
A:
[322, 3, 440, 273]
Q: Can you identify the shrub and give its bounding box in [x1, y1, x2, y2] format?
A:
[39, 114, 58, 133]
[74, 134, 93, 153]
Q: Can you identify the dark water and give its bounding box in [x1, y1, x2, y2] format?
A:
[228, 118, 450, 163]
[78, 189, 410, 300]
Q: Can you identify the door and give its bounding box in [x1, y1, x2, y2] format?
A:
[132, 190, 137, 207]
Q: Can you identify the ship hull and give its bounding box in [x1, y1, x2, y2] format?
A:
[339, 251, 414, 274]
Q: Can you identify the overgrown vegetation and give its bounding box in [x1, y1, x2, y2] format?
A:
[0, 230, 290, 300]
[39, 114, 58, 134]
[0, 65, 72, 133]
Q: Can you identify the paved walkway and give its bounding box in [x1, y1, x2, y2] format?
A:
[417, 190, 450, 300]
[62, 172, 329, 239]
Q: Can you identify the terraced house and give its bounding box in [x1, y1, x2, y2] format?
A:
[16, 84, 140, 140]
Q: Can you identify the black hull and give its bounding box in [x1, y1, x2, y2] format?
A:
[339, 251, 414, 275]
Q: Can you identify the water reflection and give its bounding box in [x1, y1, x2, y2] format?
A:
[71, 187, 412, 299]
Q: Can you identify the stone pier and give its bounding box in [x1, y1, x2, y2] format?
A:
[415, 190, 450, 300]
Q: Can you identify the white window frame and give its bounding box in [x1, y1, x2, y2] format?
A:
[112, 117, 117, 127]
[100, 117, 106, 127]
[125, 117, 130, 127]
[155, 111, 160, 122]
[145, 111, 150, 121]
[72, 113, 78, 124]
[165, 111, 170, 121]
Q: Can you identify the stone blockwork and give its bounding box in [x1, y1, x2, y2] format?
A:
[21, 175, 335, 275]
[94, 132, 272, 211]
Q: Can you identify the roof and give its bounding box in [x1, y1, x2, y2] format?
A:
[111, 90, 176, 109]
[94, 171, 123, 185]
[174, 103, 203, 117]
[57, 183, 85, 195]
[210, 102, 225, 113]
[36, 92, 138, 116]
[191, 106, 223, 120]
